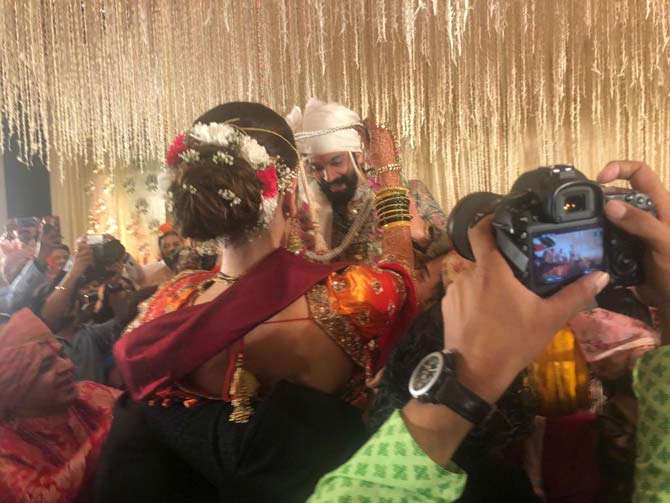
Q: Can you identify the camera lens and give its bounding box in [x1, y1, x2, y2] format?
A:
[447, 192, 501, 261]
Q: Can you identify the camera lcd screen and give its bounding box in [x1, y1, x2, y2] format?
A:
[532, 226, 604, 285]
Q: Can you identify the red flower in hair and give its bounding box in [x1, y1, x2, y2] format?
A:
[257, 165, 278, 198]
[166, 133, 187, 166]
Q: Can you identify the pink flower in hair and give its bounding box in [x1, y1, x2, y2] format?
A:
[257, 165, 278, 199]
[165, 133, 187, 166]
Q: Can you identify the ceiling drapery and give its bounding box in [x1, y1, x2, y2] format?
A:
[1, 0, 668, 212]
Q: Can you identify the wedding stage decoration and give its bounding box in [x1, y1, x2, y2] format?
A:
[1, 0, 668, 248]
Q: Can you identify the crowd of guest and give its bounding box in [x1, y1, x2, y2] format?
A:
[0, 100, 668, 503]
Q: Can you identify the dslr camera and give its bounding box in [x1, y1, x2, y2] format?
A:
[448, 165, 656, 296]
[84, 234, 126, 281]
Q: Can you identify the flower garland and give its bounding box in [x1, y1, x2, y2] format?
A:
[165, 122, 297, 235]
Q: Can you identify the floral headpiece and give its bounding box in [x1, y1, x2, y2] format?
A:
[165, 122, 298, 233]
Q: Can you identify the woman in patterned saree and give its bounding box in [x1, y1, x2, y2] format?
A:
[95, 102, 417, 503]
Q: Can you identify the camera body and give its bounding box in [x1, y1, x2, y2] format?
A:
[83, 234, 126, 282]
[448, 165, 656, 296]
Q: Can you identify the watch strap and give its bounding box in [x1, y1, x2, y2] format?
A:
[433, 352, 494, 425]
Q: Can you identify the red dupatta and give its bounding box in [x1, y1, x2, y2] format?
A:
[114, 248, 349, 400]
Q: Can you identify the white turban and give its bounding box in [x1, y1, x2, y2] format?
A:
[286, 98, 362, 155]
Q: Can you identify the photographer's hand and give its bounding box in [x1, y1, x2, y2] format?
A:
[402, 216, 609, 466]
[598, 161, 670, 339]
[34, 223, 60, 270]
[69, 238, 94, 279]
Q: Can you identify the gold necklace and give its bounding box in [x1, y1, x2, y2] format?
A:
[214, 271, 239, 283]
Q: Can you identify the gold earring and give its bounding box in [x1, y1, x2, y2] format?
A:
[286, 217, 303, 254]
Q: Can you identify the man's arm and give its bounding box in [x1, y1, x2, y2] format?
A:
[309, 213, 608, 502]
[596, 160, 670, 501]
[0, 223, 62, 314]
[40, 238, 93, 330]
[632, 346, 670, 502]
[0, 259, 47, 314]
[308, 409, 467, 503]
[408, 178, 449, 250]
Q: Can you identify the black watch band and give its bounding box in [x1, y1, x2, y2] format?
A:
[433, 369, 493, 425]
[431, 351, 493, 425]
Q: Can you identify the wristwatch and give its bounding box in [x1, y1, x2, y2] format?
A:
[408, 350, 494, 425]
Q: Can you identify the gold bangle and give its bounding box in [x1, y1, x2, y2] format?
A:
[376, 193, 410, 203]
[377, 202, 410, 211]
[378, 210, 411, 220]
[381, 220, 411, 230]
[376, 199, 410, 208]
[379, 219, 411, 228]
[375, 204, 409, 215]
[376, 200, 409, 211]
[54, 285, 67, 291]
[379, 213, 412, 222]
[377, 211, 412, 221]
[376, 187, 409, 198]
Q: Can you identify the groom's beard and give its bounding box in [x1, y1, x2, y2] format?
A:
[317, 168, 359, 206]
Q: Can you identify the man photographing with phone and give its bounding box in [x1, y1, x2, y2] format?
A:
[0, 220, 61, 314]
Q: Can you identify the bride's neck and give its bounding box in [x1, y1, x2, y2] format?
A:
[217, 231, 277, 276]
[217, 200, 288, 276]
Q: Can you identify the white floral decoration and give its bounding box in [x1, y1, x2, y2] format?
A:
[276, 164, 298, 193]
[212, 151, 234, 166]
[171, 122, 298, 240]
[218, 188, 241, 206]
[186, 122, 272, 171]
[260, 194, 279, 229]
[179, 149, 200, 163]
[182, 183, 197, 194]
[239, 135, 271, 167]
[189, 122, 239, 148]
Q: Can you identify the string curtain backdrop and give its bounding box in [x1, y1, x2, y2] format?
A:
[1, 0, 668, 248]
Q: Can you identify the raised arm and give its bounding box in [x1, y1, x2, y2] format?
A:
[309, 215, 608, 501]
[40, 237, 93, 330]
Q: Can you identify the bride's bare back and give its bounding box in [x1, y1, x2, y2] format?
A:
[188, 280, 354, 397]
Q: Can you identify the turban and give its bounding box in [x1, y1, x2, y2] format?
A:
[0, 308, 59, 415]
[286, 98, 362, 155]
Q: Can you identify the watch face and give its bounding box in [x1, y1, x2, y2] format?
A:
[409, 351, 444, 398]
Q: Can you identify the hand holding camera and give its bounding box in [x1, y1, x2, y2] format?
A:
[70, 236, 95, 279]
[598, 161, 670, 309]
[35, 221, 61, 267]
[439, 216, 610, 404]
[448, 164, 658, 297]
[75, 234, 126, 283]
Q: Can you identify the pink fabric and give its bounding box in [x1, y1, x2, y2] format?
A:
[0, 309, 59, 415]
[569, 308, 659, 380]
[0, 382, 120, 503]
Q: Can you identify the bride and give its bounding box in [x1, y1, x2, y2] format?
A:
[96, 102, 417, 503]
